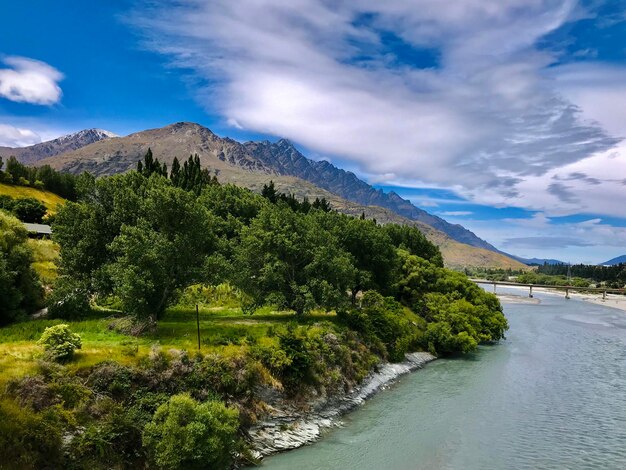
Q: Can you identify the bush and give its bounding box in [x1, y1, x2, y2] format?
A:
[12, 197, 47, 223]
[70, 398, 145, 469]
[0, 398, 64, 468]
[142, 394, 240, 470]
[38, 324, 82, 361]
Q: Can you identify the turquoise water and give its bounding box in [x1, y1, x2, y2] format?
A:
[263, 289, 626, 469]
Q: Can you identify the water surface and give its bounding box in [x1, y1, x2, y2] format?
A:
[263, 289, 626, 469]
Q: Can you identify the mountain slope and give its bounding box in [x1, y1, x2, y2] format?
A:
[511, 256, 566, 266]
[0, 129, 117, 164]
[600, 255, 626, 266]
[245, 139, 500, 252]
[36, 122, 526, 269]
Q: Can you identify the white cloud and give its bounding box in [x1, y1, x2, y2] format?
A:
[0, 56, 63, 105]
[0, 124, 41, 147]
[131, 0, 626, 226]
[439, 211, 473, 216]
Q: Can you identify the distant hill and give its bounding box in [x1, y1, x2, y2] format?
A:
[511, 256, 566, 266]
[600, 255, 626, 266]
[0, 129, 117, 164]
[35, 122, 526, 269]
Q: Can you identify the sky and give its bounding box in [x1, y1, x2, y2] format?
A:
[1, 0, 626, 264]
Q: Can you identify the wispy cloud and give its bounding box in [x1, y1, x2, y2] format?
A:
[0, 56, 63, 105]
[0, 124, 41, 147]
[439, 211, 473, 217]
[131, 0, 623, 218]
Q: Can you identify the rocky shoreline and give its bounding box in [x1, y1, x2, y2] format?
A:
[248, 351, 436, 458]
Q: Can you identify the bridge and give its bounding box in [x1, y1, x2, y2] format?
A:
[470, 279, 626, 300]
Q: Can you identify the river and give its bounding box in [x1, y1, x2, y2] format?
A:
[263, 288, 626, 469]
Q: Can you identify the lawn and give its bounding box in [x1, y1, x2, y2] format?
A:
[0, 182, 66, 213]
[0, 305, 338, 385]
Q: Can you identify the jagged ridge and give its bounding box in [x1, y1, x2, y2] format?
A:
[0, 128, 117, 164]
[245, 139, 499, 252]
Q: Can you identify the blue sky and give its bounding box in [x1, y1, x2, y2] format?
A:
[2, 0, 626, 263]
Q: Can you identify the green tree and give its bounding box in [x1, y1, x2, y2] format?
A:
[0, 211, 43, 324]
[235, 204, 355, 314]
[11, 197, 47, 223]
[142, 394, 240, 470]
[53, 173, 217, 322]
[261, 180, 278, 203]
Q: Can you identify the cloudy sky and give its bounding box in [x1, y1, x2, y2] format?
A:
[2, 0, 626, 263]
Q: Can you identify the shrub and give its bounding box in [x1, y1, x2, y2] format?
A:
[0, 398, 64, 468]
[70, 398, 145, 469]
[142, 394, 240, 470]
[37, 324, 82, 361]
[12, 197, 47, 223]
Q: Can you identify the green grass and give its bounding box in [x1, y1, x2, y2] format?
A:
[0, 305, 336, 384]
[0, 182, 66, 213]
[28, 239, 59, 284]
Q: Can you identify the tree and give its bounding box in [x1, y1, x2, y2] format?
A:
[0, 211, 43, 324]
[383, 224, 443, 267]
[170, 157, 181, 186]
[394, 249, 507, 355]
[234, 204, 355, 314]
[261, 180, 278, 203]
[53, 173, 217, 322]
[142, 394, 240, 470]
[11, 197, 47, 223]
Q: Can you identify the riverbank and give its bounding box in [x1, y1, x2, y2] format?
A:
[248, 351, 436, 458]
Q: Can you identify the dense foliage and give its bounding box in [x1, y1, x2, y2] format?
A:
[143, 394, 240, 469]
[0, 195, 47, 223]
[536, 263, 626, 288]
[0, 211, 43, 324]
[50, 165, 506, 352]
[0, 156, 80, 200]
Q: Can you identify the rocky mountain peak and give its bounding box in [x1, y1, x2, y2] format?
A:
[0, 127, 117, 164]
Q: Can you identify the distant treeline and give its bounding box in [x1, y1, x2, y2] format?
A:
[0, 156, 80, 200]
[537, 262, 626, 286]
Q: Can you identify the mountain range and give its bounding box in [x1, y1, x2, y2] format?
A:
[0, 129, 116, 164]
[600, 255, 626, 266]
[2, 122, 526, 269]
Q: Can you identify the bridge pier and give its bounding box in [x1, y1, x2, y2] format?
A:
[603, 290, 606, 301]
[493, 282, 496, 294]
[565, 287, 570, 300]
[529, 285, 533, 298]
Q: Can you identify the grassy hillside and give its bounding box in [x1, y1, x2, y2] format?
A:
[0, 182, 66, 213]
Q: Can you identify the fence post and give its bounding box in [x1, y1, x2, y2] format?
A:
[196, 304, 201, 351]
